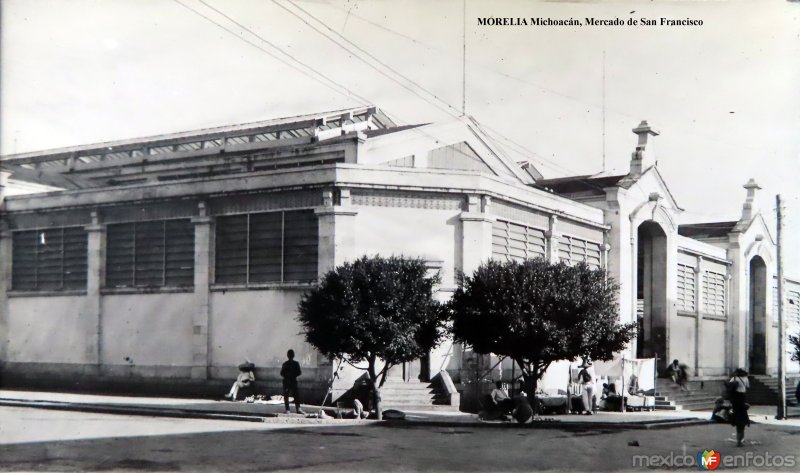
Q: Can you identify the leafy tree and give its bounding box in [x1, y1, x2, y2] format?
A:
[297, 255, 447, 419]
[449, 258, 636, 407]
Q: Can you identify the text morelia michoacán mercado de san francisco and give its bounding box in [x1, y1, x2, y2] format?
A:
[477, 17, 704, 27]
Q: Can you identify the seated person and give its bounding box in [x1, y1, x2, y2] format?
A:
[599, 382, 623, 411]
[490, 381, 515, 414]
[711, 397, 731, 423]
[224, 362, 255, 401]
[512, 387, 534, 424]
[341, 399, 369, 419]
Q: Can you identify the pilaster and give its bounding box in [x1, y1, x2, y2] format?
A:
[693, 258, 702, 376]
[315, 188, 358, 276]
[459, 195, 493, 275]
[727, 237, 746, 371]
[84, 211, 104, 364]
[0, 221, 11, 361]
[546, 215, 560, 264]
[191, 202, 212, 380]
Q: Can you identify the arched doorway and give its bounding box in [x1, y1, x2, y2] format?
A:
[748, 256, 768, 374]
[635, 221, 668, 372]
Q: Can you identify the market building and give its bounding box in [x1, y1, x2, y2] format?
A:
[0, 106, 797, 405]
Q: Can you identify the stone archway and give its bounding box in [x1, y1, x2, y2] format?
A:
[748, 255, 768, 374]
[635, 221, 669, 371]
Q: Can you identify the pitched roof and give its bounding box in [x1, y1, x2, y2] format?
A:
[0, 106, 397, 190]
[678, 221, 738, 239]
[533, 174, 628, 195]
[364, 123, 425, 138]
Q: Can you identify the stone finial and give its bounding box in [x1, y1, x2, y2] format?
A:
[629, 120, 660, 178]
[741, 178, 761, 221]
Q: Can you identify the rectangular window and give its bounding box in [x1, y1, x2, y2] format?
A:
[775, 286, 800, 327]
[788, 291, 800, 328]
[558, 235, 602, 269]
[11, 227, 88, 291]
[105, 219, 194, 288]
[676, 264, 696, 312]
[491, 219, 546, 262]
[773, 284, 779, 322]
[215, 209, 318, 285]
[702, 270, 726, 317]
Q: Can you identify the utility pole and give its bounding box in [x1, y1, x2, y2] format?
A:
[602, 50, 606, 173]
[461, 0, 466, 116]
[776, 194, 786, 420]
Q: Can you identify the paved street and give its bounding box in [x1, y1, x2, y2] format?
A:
[2, 405, 799, 472]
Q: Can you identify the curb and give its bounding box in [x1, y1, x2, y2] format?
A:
[0, 399, 270, 423]
[2, 398, 711, 430]
[1, 398, 374, 426]
[378, 418, 711, 431]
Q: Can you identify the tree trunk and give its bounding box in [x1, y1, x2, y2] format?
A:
[530, 372, 540, 417]
[372, 380, 382, 421]
[519, 361, 540, 417]
[368, 359, 382, 421]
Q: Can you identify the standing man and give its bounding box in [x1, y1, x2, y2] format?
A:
[578, 360, 595, 415]
[281, 349, 305, 415]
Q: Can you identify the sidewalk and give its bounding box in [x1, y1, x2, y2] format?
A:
[0, 389, 737, 430]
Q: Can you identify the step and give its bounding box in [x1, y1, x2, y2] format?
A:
[381, 381, 435, 388]
[380, 385, 434, 391]
[653, 405, 679, 411]
[380, 404, 461, 412]
[381, 395, 436, 402]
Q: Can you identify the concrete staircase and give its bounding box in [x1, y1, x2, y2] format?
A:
[748, 375, 800, 406]
[654, 379, 724, 411]
[378, 378, 459, 411]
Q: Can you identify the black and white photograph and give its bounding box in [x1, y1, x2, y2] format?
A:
[1, 0, 799, 471]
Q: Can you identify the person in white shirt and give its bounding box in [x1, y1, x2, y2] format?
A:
[728, 368, 750, 447]
[224, 362, 255, 401]
[490, 381, 515, 414]
[578, 361, 596, 415]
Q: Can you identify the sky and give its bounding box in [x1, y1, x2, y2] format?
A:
[1, 0, 799, 270]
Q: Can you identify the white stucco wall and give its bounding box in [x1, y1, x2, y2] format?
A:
[101, 293, 195, 368]
[7, 296, 89, 363]
[209, 288, 314, 369]
[353, 205, 461, 288]
[701, 319, 727, 375]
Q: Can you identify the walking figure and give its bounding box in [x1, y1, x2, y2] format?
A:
[281, 349, 305, 414]
[728, 368, 750, 447]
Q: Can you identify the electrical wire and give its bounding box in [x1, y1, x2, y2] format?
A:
[286, 0, 463, 118]
[178, 0, 579, 179]
[317, 2, 768, 155]
[271, 0, 462, 121]
[173, 0, 372, 107]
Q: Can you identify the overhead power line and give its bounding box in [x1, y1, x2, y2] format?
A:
[473, 120, 584, 176]
[318, 2, 767, 156]
[173, 0, 372, 106]
[178, 0, 582, 179]
[272, 0, 462, 120]
[275, 0, 578, 176]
